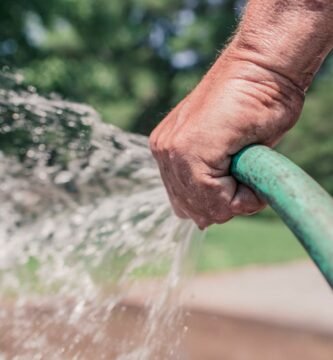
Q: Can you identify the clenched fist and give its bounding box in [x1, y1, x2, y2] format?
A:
[149, 0, 333, 229]
[149, 54, 304, 229]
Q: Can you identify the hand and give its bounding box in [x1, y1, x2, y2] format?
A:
[149, 54, 304, 229]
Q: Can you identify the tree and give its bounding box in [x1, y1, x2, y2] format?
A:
[0, 0, 332, 194]
[278, 61, 333, 194]
[0, 0, 239, 134]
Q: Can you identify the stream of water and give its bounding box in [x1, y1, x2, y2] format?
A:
[0, 72, 201, 359]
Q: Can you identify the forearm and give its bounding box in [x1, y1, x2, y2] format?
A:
[150, 1, 333, 227]
[224, 0, 333, 91]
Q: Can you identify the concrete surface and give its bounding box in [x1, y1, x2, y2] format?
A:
[126, 261, 333, 335]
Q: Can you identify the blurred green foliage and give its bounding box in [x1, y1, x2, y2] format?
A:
[0, 0, 238, 132]
[278, 69, 333, 194]
[0, 0, 332, 194]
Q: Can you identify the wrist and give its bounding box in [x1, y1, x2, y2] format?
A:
[211, 48, 305, 107]
[224, 35, 331, 92]
[201, 53, 305, 143]
[225, 0, 333, 92]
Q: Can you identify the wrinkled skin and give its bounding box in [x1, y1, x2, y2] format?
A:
[149, 0, 333, 229]
[149, 56, 304, 229]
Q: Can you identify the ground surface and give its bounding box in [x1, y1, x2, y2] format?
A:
[126, 261, 333, 359]
[1, 261, 332, 359]
[127, 261, 333, 335]
[1, 300, 333, 360]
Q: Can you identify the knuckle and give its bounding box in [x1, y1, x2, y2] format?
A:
[246, 202, 266, 215]
[230, 198, 243, 213]
[168, 140, 182, 158]
[149, 133, 168, 159]
[209, 206, 233, 224]
[169, 131, 191, 152]
[213, 215, 233, 225]
[194, 217, 210, 230]
[231, 199, 262, 215]
[149, 131, 158, 152]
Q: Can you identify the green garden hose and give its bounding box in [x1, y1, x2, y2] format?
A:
[231, 145, 333, 289]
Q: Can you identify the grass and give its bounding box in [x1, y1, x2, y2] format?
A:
[1, 215, 309, 297]
[195, 216, 308, 273]
[126, 214, 309, 277]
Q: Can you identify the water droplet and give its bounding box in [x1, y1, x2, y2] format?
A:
[27, 85, 36, 93]
[54, 171, 73, 184]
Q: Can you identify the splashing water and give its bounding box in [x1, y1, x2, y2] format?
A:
[0, 72, 200, 359]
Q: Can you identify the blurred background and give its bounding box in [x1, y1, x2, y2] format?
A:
[1, 1, 333, 359]
[1, 0, 332, 272]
